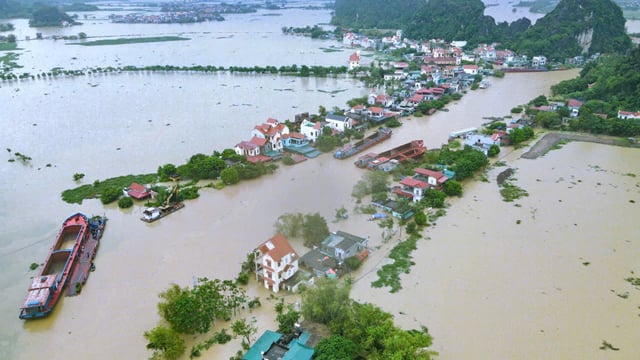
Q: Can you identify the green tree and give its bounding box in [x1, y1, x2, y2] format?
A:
[231, 317, 257, 348]
[157, 163, 177, 182]
[157, 278, 245, 335]
[143, 326, 186, 360]
[487, 144, 501, 157]
[78, 32, 87, 39]
[443, 180, 463, 196]
[413, 210, 427, 226]
[274, 213, 304, 238]
[314, 335, 357, 360]
[276, 304, 301, 335]
[302, 213, 329, 248]
[6, 33, 16, 43]
[118, 196, 134, 208]
[301, 277, 352, 327]
[220, 167, 240, 185]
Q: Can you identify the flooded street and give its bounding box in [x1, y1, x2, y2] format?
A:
[2, 5, 639, 360]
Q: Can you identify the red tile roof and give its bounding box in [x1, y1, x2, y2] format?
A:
[400, 177, 428, 189]
[127, 182, 151, 199]
[251, 136, 268, 146]
[414, 168, 444, 179]
[257, 233, 298, 262]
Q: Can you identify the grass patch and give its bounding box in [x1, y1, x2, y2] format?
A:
[0, 42, 18, 51]
[371, 233, 420, 293]
[500, 181, 529, 202]
[319, 47, 343, 53]
[493, 160, 507, 167]
[71, 36, 190, 46]
[62, 173, 156, 204]
[548, 139, 570, 152]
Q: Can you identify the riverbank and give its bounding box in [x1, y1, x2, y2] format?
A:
[521, 131, 640, 159]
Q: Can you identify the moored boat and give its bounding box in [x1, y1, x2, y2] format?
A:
[334, 127, 392, 159]
[355, 140, 426, 169]
[19, 213, 90, 319]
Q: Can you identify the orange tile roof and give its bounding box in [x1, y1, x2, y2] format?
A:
[257, 233, 298, 262]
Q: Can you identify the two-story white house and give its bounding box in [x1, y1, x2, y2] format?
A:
[300, 119, 323, 142]
[254, 233, 299, 293]
[325, 113, 353, 133]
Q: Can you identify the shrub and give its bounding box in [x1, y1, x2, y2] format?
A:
[100, 187, 121, 204]
[511, 106, 523, 114]
[73, 173, 85, 181]
[487, 144, 501, 157]
[282, 155, 296, 165]
[344, 256, 362, 271]
[117, 196, 134, 208]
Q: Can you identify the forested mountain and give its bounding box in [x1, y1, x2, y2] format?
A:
[332, 0, 631, 59]
[512, 0, 631, 60]
[331, 0, 426, 30]
[552, 47, 640, 113]
[405, 0, 499, 44]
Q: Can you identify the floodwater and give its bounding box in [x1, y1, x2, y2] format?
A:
[1, 5, 639, 360]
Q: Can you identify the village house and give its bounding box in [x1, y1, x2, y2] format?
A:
[567, 98, 584, 117]
[413, 168, 449, 189]
[234, 140, 260, 158]
[124, 182, 152, 199]
[464, 133, 501, 155]
[325, 113, 353, 132]
[299, 230, 368, 278]
[348, 51, 360, 70]
[394, 177, 429, 202]
[244, 328, 314, 360]
[532, 55, 548, 67]
[253, 233, 299, 293]
[462, 64, 479, 75]
[300, 119, 323, 142]
[250, 118, 289, 152]
[618, 110, 640, 120]
[320, 231, 368, 261]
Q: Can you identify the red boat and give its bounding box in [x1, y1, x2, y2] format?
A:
[19, 213, 90, 319]
[355, 140, 426, 169]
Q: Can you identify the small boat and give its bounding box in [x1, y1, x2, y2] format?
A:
[20, 213, 90, 319]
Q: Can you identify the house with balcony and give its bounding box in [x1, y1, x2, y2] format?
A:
[254, 233, 299, 293]
[394, 177, 429, 202]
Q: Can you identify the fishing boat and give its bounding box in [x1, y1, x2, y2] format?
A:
[333, 127, 392, 159]
[19, 213, 90, 319]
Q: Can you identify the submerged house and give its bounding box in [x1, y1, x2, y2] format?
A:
[243, 328, 314, 360]
[299, 230, 369, 278]
[254, 234, 299, 293]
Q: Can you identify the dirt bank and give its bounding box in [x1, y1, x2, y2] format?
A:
[521, 132, 637, 159]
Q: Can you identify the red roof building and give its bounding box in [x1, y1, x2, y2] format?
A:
[127, 182, 152, 199]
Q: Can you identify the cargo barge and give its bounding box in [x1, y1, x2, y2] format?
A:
[333, 127, 392, 159]
[354, 140, 426, 169]
[20, 213, 90, 319]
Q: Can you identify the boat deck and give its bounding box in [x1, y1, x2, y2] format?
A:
[67, 219, 106, 296]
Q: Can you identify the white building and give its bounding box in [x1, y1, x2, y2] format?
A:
[254, 233, 299, 293]
[300, 119, 323, 142]
[325, 113, 353, 133]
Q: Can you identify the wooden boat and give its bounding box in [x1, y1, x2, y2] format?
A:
[20, 213, 90, 319]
